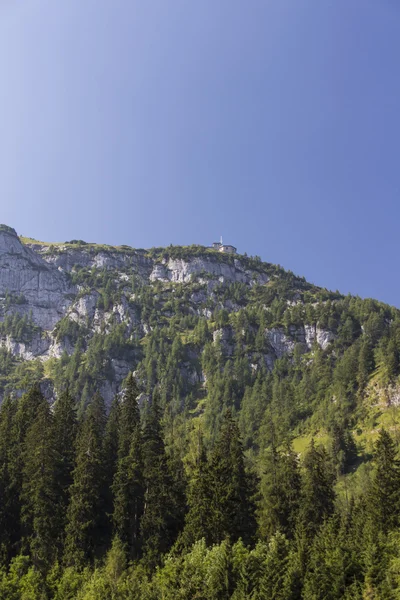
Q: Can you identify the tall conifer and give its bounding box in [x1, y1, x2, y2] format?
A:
[258, 442, 301, 540]
[181, 431, 213, 547]
[103, 394, 121, 544]
[209, 409, 255, 545]
[0, 397, 18, 564]
[21, 400, 59, 571]
[369, 429, 400, 532]
[117, 373, 140, 460]
[141, 391, 174, 566]
[112, 426, 144, 559]
[112, 375, 145, 558]
[9, 385, 47, 557]
[53, 386, 77, 548]
[297, 440, 335, 538]
[63, 392, 107, 568]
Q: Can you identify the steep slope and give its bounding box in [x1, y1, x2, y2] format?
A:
[0, 224, 399, 456]
[0, 225, 73, 328]
[0, 226, 328, 402]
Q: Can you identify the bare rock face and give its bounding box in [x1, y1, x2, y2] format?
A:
[265, 324, 335, 361]
[304, 324, 335, 350]
[0, 225, 339, 407]
[266, 328, 296, 358]
[149, 256, 269, 286]
[0, 227, 73, 330]
[0, 333, 51, 360]
[150, 264, 169, 282]
[36, 244, 153, 277]
[68, 292, 100, 324]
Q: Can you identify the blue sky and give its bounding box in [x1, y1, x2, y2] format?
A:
[1, 1, 400, 305]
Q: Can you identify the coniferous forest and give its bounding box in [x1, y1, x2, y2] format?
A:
[2, 240, 400, 597]
[2, 376, 400, 599]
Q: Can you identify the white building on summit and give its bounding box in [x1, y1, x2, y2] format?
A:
[211, 237, 237, 254]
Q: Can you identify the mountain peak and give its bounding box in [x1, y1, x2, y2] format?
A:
[0, 224, 18, 238]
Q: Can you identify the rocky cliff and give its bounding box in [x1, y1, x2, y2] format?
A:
[0, 225, 337, 405]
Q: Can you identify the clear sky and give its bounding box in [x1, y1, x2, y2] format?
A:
[1, 1, 400, 305]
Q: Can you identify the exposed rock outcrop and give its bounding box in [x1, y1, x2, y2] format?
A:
[0, 227, 73, 330]
[0, 226, 338, 405]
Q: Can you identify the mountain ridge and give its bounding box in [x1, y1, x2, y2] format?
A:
[0, 224, 335, 401]
[0, 222, 399, 463]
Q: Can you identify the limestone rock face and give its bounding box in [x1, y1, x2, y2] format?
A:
[34, 244, 153, 276]
[150, 264, 169, 282]
[304, 324, 335, 350]
[0, 228, 73, 330]
[265, 325, 335, 360]
[149, 257, 269, 286]
[0, 226, 338, 406]
[68, 293, 100, 324]
[0, 333, 50, 360]
[266, 328, 296, 358]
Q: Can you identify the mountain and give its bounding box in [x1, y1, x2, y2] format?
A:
[0, 223, 399, 448]
[3, 224, 400, 597]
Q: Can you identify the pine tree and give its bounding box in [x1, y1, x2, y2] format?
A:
[369, 429, 400, 532]
[63, 392, 107, 568]
[21, 400, 59, 571]
[209, 409, 256, 545]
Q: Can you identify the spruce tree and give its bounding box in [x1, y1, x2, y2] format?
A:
[103, 394, 121, 545]
[329, 421, 358, 476]
[258, 442, 301, 540]
[21, 400, 59, 571]
[117, 373, 140, 460]
[298, 440, 335, 538]
[53, 387, 77, 547]
[259, 532, 291, 600]
[112, 425, 144, 559]
[112, 375, 145, 559]
[140, 391, 174, 566]
[302, 517, 347, 600]
[209, 409, 256, 545]
[369, 429, 400, 532]
[357, 338, 374, 393]
[9, 385, 47, 557]
[181, 431, 213, 547]
[13, 384, 46, 442]
[0, 397, 18, 564]
[63, 392, 107, 568]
